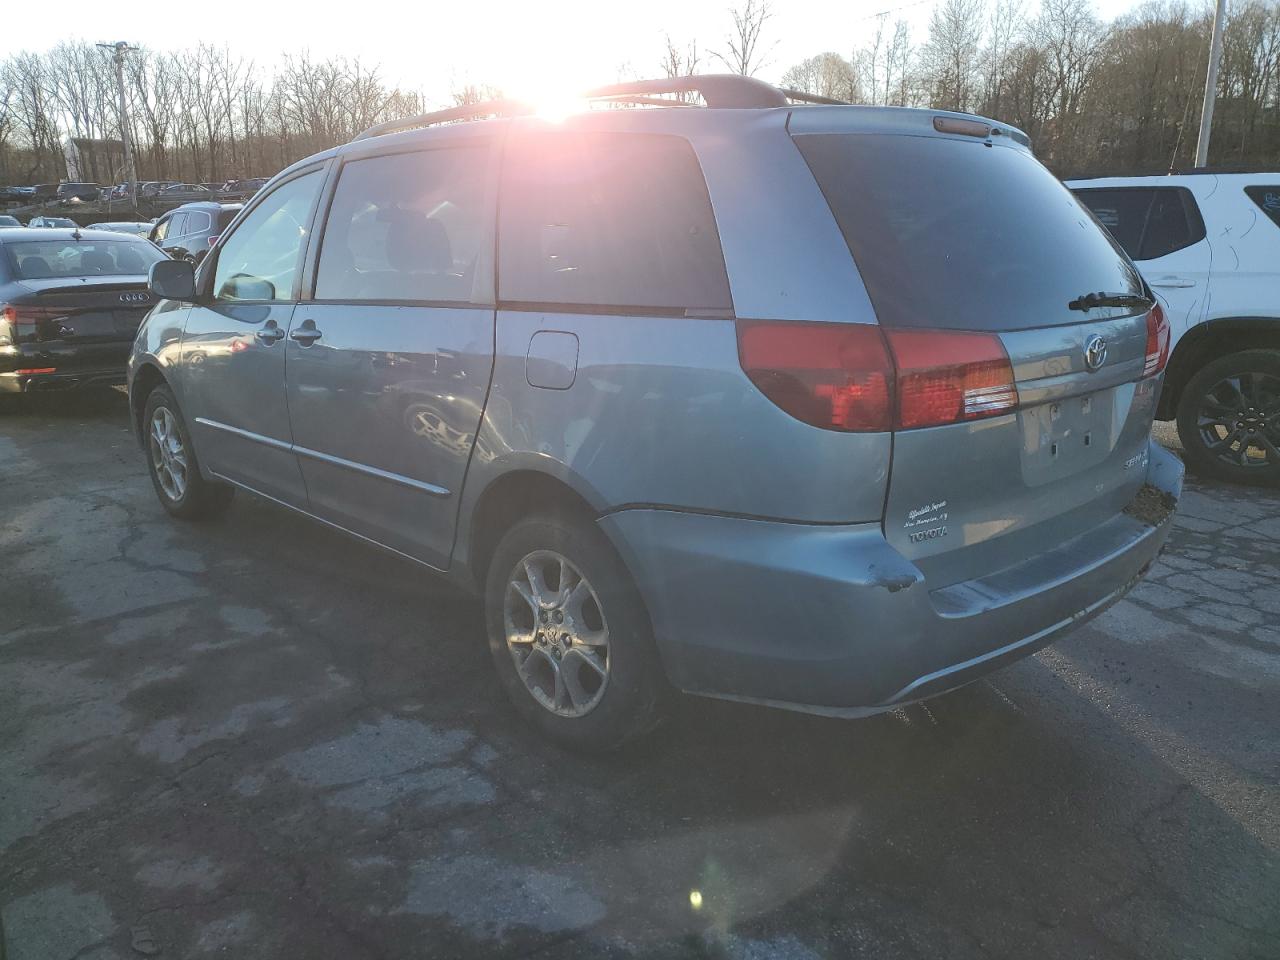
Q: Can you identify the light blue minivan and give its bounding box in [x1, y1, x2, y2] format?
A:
[130, 75, 1182, 749]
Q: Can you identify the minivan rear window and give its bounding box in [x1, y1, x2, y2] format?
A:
[794, 134, 1144, 330]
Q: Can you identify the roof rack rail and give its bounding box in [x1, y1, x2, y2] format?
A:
[352, 99, 532, 141]
[351, 75, 852, 142]
[778, 88, 850, 106]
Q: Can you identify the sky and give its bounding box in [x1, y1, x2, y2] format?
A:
[15, 0, 1162, 107]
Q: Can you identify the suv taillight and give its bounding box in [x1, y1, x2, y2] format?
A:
[736, 321, 1017, 432]
[737, 321, 893, 431]
[207, 235, 219, 247]
[885, 329, 1018, 429]
[1143, 304, 1170, 378]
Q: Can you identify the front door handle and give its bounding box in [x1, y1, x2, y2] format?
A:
[255, 321, 285, 344]
[1149, 275, 1196, 288]
[289, 319, 323, 345]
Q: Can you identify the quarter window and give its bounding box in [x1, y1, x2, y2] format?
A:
[1245, 186, 1280, 228]
[1072, 187, 1205, 261]
[212, 170, 322, 302]
[314, 147, 488, 303]
[498, 132, 731, 312]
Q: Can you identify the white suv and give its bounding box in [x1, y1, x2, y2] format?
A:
[1069, 173, 1280, 484]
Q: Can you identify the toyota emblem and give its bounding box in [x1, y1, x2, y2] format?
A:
[119, 292, 149, 304]
[1084, 334, 1107, 372]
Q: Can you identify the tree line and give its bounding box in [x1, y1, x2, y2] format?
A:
[1, 0, 1277, 189]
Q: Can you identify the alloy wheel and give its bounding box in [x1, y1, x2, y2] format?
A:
[1196, 372, 1280, 470]
[149, 406, 188, 501]
[503, 550, 610, 718]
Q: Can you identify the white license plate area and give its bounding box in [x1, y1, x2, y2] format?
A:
[1020, 391, 1114, 485]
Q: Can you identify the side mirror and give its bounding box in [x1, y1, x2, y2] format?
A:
[149, 259, 196, 302]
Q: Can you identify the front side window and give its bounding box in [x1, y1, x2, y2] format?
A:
[314, 147, 488, 303]
[1245, 185, 1280, 228]
[212, 170, 322, 302]
[151, 217, 170, 243]
[498, 132, 731, 312]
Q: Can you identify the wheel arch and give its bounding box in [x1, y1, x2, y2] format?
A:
[129, 360, 169, 445]
[460, 465, 609, 593]
[1160, 317, 1280, 420]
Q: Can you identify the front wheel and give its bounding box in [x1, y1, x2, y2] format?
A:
[484, 514, 667, 751]
[1176, 349, 1280, 486]
[143, 385, 235, 519]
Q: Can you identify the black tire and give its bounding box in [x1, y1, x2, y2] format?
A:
[1176, 349, 1280, 486]
[484, 513, 667, 751]
[142, 385, 235, 519]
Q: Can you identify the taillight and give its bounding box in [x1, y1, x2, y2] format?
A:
[885, 329, 1018, 429]
[207, 235, 219, 247]
[2, 304, 57, 346]
[736, 321, 893, 431]
[738, 322, 1018, 431]
[1143, 304, 1169, 378]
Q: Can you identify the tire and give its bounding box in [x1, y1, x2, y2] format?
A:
[142, 385, 234, 519]
[484, 513, 667, 751]
[1176, 349, 1280, 486]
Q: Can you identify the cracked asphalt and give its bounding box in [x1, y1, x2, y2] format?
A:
[1, 392, 1277, 960]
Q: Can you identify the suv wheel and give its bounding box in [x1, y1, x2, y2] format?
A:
[1176, 349, 1280, 485]
[143, 385, 235, 519]
[484, 514, 666, 751]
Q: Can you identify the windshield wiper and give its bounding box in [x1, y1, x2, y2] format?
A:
[1068, 291, 1154, 312]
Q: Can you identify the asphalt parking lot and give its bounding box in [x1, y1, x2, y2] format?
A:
[1, 390, 1277, 960]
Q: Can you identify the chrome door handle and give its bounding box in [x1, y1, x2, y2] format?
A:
[1149, 276, 1195, 288]
[255, 322, 285, 344]
[289, 320, 322, 345]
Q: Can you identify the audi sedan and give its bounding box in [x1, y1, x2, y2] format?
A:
[1, 228, 166, 397]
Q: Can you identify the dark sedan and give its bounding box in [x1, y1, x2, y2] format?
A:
[0, 228, 167, 397]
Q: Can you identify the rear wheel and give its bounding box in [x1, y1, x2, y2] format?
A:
[1176, 349, 1280, 486]
[143, 385, 234, 519]
[484, 513, 666, 751]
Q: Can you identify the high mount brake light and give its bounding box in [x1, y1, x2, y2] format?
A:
[1143, 304, 1170, 378]
[737, 321, 1018, 432]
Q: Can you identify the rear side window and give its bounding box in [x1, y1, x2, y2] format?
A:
[795, 134, 1144, 330]
[315, 147, 488, 304]
[1245, 186, 1280, 228]
[1072, 187, 1205, 261]
[499, 132, 731, 313]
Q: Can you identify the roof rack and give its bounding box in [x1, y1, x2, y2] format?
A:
[351, 75, 850, 142]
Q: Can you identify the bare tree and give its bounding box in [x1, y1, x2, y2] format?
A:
[715, 0, 775, 77]
[781, 52, 860, 101]
[920, 0, 987, 112]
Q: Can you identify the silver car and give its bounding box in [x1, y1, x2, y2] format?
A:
[129, 76, 1182, 749]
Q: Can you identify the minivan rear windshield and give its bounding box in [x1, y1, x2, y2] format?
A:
[794, 134, 1145, 330]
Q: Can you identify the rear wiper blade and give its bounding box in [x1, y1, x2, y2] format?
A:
[1068, 291, 1155, 312]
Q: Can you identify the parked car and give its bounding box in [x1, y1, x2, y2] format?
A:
[0, 215, 20, 228]
[155, 183, 215, 203]
[32, 184, 59, 202]
[139, 181, 181, 199]
[1069, 172, 1280, 484]
[88, 221, 154, 237]
[0, 186, 36, 203]
[1, 227, 165, 397]
[56, 182, 101, 202]
[27, 216, 78, 228]
[219, 178, 268, 201]
[148, 202, 242, 264]
[130, 76, 1182, 749]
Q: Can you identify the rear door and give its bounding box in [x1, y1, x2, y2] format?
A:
[793, 123, 1160, 587]
[1073, 185, 1211, 342]
[283, 140, 497, 568]
[180, 165, 326, 507]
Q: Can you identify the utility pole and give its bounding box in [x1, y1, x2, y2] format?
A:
[97, 41, 137, 211]
[1194, 0, 1228, 168]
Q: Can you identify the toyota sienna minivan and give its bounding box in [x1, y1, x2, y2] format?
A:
[129, 75, 1182, 749]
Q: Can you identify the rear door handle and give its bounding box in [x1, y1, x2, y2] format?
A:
[255, 321, 285, 344]
[289, 320, 322, 345]
[1149, 276, 1196, 288]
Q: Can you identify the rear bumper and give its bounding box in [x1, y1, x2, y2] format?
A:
[600, 439, 1183, 716]
[0, 368, 127, 394]
[1, 344, 130, 393]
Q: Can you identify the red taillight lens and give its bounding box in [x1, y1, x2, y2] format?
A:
[885, 329, 1018, 429]
[736, 321, 893, 431]
[2, 304, 57, 346]
[207, 235, 219, 247]
[1143, 304, 1169, 378]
